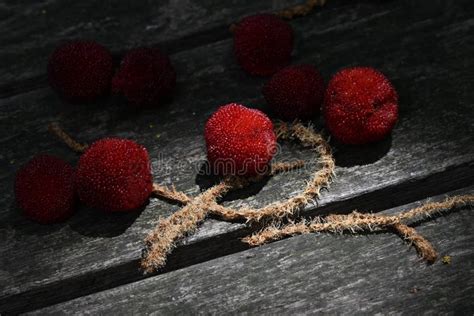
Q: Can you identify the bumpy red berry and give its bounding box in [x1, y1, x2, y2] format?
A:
[263, 64, 325, 120]
[15, 155, 76, 224]
[112, 47, 176, 107]
[205, 103, 277, 176]
[323, 67, 399, 144]
[76, 138, 153, 212]
[48, 40, 114, 102]
[233, 14, 293, 76]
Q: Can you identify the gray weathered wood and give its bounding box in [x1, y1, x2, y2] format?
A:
[1, 0, 474, 313]
[30, 187, 474, 315]
[0, 0, 298, 91]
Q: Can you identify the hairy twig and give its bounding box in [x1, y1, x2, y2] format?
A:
[242, 195, 474, 262]
[209, 123, 334, 222]
[229, 0, 327, 32]
[48, 122, 89, 153]
[142, 181, 232, 273]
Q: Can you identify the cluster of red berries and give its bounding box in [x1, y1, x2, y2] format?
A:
[48, 41, 176, 107]
[231, 14, 399, 145]
[16, 13, 399, 224]
[15, 139, 153, 223]
[204, 14, 399, 182]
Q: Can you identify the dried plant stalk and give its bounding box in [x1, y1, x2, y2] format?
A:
[392, 223, 438, 263]
[276, 0, 327, 19]
[152, 184, 192, 204]
[209, 123, 335, 222]
[242, 195, 474, 262]
[229, 0, 327, 32]
[141, 181, 232, 273]
[150, 159, 305, 206]
[48, 122, 89, 153]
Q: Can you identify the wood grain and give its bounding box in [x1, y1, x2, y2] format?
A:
[0, 0, 473, 313]
[0, 0, 299, 94]
[30, 187, 474, 315]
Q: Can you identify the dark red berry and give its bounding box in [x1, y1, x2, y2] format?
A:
[76, 138, 153, 212]
[323, 67, 399, 145]
[15, 155, 76, 224]
[233, 14, 294, 76]
[48, 40, 114, 102]
[263, 64, 325, 120]
[205, 103, 277, 176]
[112, 48, 176, 107]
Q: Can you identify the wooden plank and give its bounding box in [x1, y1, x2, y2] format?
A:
[1, 0, 474, 312]
[0, 0, 299, 93]
[29, 186, 474, 315]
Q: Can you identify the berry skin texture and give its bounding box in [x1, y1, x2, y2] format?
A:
[205, 103, 277, 176]
[233, 14, 294, 76]
[323, 67, 399, 145]
[48, 40, 114, 102]
[263, 64, 325, 120]
[76, 138, 153, 212]
[112, 48, 176, 107]
[15, 155, 76, 224]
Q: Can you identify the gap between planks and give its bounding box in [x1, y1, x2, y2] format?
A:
[1, 161, 473, 314]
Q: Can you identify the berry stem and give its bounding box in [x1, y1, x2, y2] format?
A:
[209, 123, 335, 222]
[141, 180, 232, 273]
[151, 159, 305, 205]
[242, 194, 474, 263]
[48, 122, 89, 153]
[229, 0, 327, 32]
[275, 0, 327, 20]
[392, 223, 438, 263]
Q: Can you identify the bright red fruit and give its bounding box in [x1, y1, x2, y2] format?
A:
[112, 47, 176, 107]
[233, 14, 294, 76]
[76, 138, 153, 212]
[263, 64, 325, 120]
[15, 155, 76, 224]
[205, 103, 277, 176]
[48, 40, 114, 102]
[323, 67, 399, 144]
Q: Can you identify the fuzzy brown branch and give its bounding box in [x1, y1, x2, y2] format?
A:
[392, 223, 438, 263]
[141, 181, 232, 273]
[276, 0, 327, 20]
[48, 122, 89, 153]
[209, 123, 334, 222]
[152, 183, 192, 204]
[397, 195, 474, 222]
[151, 159, 305, 205]
[229, 0, 327, 32]
[242, 194, 474, 263]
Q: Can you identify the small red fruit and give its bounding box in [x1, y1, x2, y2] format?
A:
[205, 103, 277, 176]
[48, 40, 114, 102]
[233, 14, 294, 76]
[15, 155, 76, 224]
[323, 67, 399, 144]
[76, 138, 153, 212]
[263, 64, 325, 120]
[112, 47, 176, 107]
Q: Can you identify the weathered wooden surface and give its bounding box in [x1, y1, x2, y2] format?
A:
[30, 187, 474, 315]
[0, 0, 299, 95]
[1, 0, 474, 313]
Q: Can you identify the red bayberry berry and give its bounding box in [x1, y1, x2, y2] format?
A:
[263, 64, 325, 120]
[48, 40, 114, 102]
[233, 14, 294, 76]
[15, 155, 76, 224]
[76, 138, 153, 212]
[323, 67, 399, 144]
[205, 103, 277, 176]
[112, 47, 176, 107]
